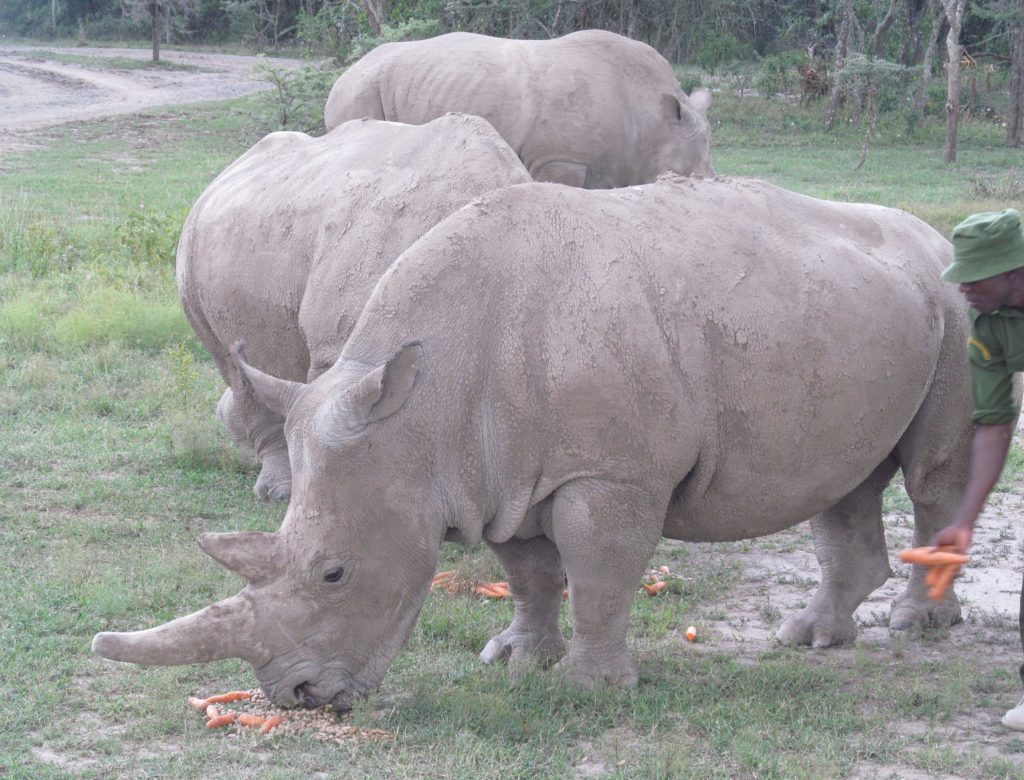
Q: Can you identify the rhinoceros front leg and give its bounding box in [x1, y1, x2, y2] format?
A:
[479, 536, 567, 669]
[216, 388, 292, 501]
[549, 479, 664, 688]
[777, 458, 898, 648]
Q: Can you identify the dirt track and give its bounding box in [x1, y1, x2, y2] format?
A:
[0, 45, 301, 153]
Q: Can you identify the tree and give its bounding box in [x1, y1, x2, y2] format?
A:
[938, 0, 968, 163]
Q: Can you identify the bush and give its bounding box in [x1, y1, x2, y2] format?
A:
[255, 59, 342, 135]
[697, 30, 746, 76]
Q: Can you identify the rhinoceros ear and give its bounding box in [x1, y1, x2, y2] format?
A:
[230, 341, 305, 418]
[688, 87, 712, 115]
[661, 93, 704, 137]
[315, 342, 422, 446]
[198, 531, 281, 583]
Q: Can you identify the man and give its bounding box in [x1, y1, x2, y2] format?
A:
[935, 208, 1024, 729]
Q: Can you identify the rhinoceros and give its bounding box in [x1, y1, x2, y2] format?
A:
[323, 29, 714, 189]
[95, 176, 971, 709]
[176, 113, 531, 500]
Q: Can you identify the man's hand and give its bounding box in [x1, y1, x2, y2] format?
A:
[931, 522, 973, 555]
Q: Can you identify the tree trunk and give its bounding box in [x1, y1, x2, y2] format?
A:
[151, 0, 160, 62]
[360, 0, 385, 35]
[51, 0, 57, 32]
[873, 0, 900, 58]
[1010, 7, 1024, 147]
[940, 0, 966, 164]
[913, 0, 944, 116]
[825, 0, 855, 130]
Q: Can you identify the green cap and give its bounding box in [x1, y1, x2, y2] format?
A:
[941, 208, 1024, 283]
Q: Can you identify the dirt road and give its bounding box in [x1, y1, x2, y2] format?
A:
[0, 45, 302, 152]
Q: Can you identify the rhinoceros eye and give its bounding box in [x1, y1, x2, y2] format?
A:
[324, 566, 345, 584]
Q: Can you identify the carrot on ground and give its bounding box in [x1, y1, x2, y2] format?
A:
[187, 696, 208, 712]
[205, 691, 253, 704]
[206, 711, 238, 729]
[431, 571, 456, 585]
[642, 581, 667, 595]
[205, 704, 221, 720]
[261, 715, 283, 734]
[238, 714, 266, 728]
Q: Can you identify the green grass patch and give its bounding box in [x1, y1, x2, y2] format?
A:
[18, 50, 203, 71]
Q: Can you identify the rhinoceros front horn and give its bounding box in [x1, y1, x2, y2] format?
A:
[92, 594, 253, 666]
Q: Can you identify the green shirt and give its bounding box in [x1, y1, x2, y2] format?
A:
[969, 307, 1024, 425]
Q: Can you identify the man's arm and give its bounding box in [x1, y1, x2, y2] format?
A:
[933, 422, 1016, 553]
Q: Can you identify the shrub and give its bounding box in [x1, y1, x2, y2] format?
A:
[255, 58, 343, 135]
[114, 204, 182, 268]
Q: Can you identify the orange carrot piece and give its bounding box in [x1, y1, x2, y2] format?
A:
[206, 691, 253, 704]
[924, 566, 941, 587]
[260, 715, 283, 734]
[642, 581, 667, 595]
[474, 583, 507, 598]
[929, 565, 960, 602]
[238, 714, 266, 728]
[206, 711, 238, 729]
[187, 696, 209, 712]
[432, 571, 456, 585]
[898, 547, 968, 566]
[205, 704, 221, 720]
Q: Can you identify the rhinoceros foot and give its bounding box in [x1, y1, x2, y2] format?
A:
[889, 590, 962, 632]
[479, 625, 567, 671]
[553, 648, 639, 688]
[254, 451, 292, 502]
[776, 608, 857, 648]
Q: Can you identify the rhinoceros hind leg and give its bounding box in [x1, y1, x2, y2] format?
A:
[777, 457, 898, 648]
[480, 536, 567, 671]
[548, 479, 664, 688]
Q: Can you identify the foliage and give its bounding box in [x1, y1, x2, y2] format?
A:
[113, 203, 182, 268]
[254, 58, 342, 134]
[696, 29, 747, 76]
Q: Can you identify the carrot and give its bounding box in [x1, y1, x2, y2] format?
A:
[642, 581, 667, 595]
[205, 704, 221, 720]
[206, 691, 253, 704]
[924, 566, 941, 588]
[658, 565, 671, 575]
[187, 696, 209, 712]
[206, 711, 238, 729]
[898, 547, 968, 566]
[260, 715, 283, 734]
[929, 565, 959, 602]
[431, 570, 456, 585]
[238, 714, 266, 728]
[474, 583, 508, 598]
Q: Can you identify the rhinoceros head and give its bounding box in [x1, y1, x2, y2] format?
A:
[92, 343, 439, 711]
[648, 87, 715, 180]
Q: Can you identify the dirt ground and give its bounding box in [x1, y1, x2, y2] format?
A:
[0, 44, 301, 155]
[683, 487, 1024, 780]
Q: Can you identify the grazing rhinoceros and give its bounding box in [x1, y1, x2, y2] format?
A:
[323, 29, 714, 189]
[176, 113, 531, 500]
[95, 176, 971, 710]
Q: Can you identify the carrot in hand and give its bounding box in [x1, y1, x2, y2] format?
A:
[898, 547, 968, 566]
[929, 564, 959, 602]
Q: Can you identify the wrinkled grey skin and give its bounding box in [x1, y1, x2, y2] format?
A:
[96, 176, 972, 710]
[176, 114, 532, 500]
[324, 29, 714, 188]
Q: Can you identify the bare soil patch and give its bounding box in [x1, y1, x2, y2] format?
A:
[0, 45, 301, 155]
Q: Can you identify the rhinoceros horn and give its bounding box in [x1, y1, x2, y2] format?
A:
[91, 532, 280, 665]
[92, 594, 254, 665]
[198, 531, 281, 583]
[315, 342, 422, 447]
[230, 340, 305, 417]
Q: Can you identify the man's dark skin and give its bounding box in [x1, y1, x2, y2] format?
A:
[933, 267, 1024, 552]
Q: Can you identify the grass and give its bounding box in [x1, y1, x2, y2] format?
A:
[15, 50, 203, 71]
[2, 78, 1024, 778]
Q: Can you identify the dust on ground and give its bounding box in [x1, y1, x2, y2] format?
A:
[0, 44, 302, 155]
